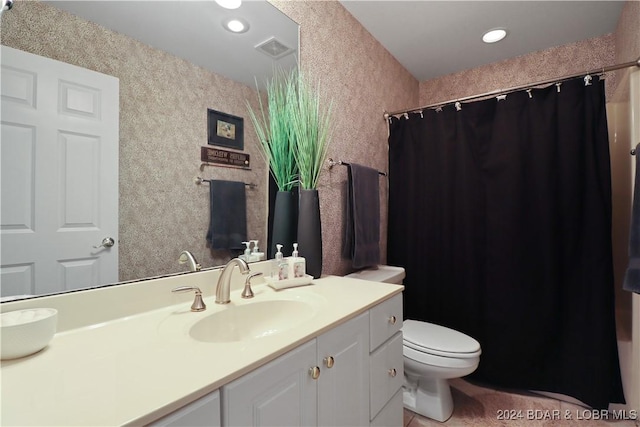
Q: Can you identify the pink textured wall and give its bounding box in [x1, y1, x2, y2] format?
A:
[419, 34, 617, 107]
[615, 0, 640, 64]
[611, 0, 640, 102]
[271, 1, 418, 276]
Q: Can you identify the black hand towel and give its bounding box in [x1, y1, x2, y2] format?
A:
[623, 143, 640, 294]
[206, 180, 247, 251]
[343, 163, 380, 269]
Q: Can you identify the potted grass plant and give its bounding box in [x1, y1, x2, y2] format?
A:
[246, 68, 298, 258]
[290, 71, 334, 278]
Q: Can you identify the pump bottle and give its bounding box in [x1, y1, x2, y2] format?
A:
[273, 244, 289, 280]
[288, 243, 306, 278]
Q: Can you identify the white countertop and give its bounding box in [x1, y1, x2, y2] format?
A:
[0, 274, 402, 426]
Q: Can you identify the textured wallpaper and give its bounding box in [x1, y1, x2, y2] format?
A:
[419, 34, 617, 107]
[1, 1, 268, 282]
[615, 0, 640, 65]
[270, 0, 419, 276]
[611, 0, 640, 103]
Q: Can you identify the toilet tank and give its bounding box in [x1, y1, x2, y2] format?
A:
[346, 265, 405, 285]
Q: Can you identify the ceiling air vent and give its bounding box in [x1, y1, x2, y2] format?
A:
[255, 37, 294, 59]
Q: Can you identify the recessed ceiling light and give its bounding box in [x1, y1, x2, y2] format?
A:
[215, 0, 241, 10]
[482, 28, 507, 44]
[223, 18, 249, 34]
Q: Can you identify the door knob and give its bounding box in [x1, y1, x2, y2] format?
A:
[93, 237, 115, 248]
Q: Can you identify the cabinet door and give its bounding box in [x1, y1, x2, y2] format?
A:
[317, 312, 370, 427]
[370, 331, 404, 420]
[222, 340, 317, 427]
[149, 389, 220, 427]
[370, 293, 403, 351]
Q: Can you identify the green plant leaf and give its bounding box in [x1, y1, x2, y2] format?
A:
[290, 72, 334, 190]
[246, 67, 298, 192]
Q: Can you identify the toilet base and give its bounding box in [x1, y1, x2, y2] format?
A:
[403, 376, 453, 422]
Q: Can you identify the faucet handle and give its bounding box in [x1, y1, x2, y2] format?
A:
[242, 272, 263, 299]
[172, 286, 206, 312]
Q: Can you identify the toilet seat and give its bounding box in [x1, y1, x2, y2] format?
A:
[404, 344, 480, 370]
[402, 319, 481, 359]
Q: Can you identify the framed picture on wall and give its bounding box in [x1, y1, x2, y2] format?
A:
[207, 108, 244, 150]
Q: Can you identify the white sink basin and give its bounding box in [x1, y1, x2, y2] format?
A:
[189, 299, 317, 343]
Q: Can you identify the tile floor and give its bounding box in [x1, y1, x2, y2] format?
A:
[403, 378, 639, 427]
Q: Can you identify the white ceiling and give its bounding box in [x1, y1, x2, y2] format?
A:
[44, 0, 298, 89]
[41, 1, 625, 86]
[340, 1, 626, 82]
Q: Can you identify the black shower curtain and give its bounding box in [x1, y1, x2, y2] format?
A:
[387, 77, 625, 409]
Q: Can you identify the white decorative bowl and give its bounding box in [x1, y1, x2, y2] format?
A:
[1, 308, 58, 360]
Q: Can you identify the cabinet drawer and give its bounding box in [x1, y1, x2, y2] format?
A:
[370, 388, 402, 427]
[369, 331, 403, 420]
[370, 293, 403, 351]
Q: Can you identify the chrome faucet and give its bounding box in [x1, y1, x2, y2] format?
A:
[179, 250, 201, 272]
[215, 258, 250, 304]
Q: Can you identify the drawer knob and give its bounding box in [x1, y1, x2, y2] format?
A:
[389, 315, 397, 325]
[310, 366, 321, 380]
[324, 356, 335, 368]
[388, 368, 397, 377]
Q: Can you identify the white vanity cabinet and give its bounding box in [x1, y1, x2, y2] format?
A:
[149, 390, 221, 427]
[148, 292, 403, 427]
[221, 312, 370, 427]
[1, 273, 404, 427]
[317, 311, 370, 427]
[368, 293, 404, 426]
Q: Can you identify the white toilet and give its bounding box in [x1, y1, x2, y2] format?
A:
[346, 265, 481, 422]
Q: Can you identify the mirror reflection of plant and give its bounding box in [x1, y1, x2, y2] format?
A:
[290, 72, 334, 190]
[246, 68, 298, 192]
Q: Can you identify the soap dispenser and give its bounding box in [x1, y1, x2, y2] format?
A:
[251, 240, 264, 262]
[288, 243, 306, 278]
[273, 244, 289, 280]
[275, 244, 289, 280]
[240, 241, 251, 262]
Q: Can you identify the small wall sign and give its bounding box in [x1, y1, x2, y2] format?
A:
[200, 146, 250, 169]
[207, 108, 244, 150]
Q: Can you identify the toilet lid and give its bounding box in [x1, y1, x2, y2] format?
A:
[402, 319, 481, 358]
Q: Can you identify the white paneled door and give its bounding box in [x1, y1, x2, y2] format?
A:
[1, 46, 119, 297]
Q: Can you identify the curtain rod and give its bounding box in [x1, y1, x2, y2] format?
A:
[383, 57, 640, 120]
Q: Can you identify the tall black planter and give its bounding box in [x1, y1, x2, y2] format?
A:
[270, 191, 297, 258]
[297, 189, 322, 278]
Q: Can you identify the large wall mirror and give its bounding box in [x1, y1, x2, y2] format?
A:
[0, 0, 298, 300]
